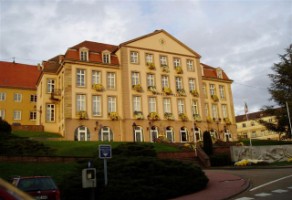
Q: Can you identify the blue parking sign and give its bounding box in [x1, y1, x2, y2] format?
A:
[99, 145, 112, 159]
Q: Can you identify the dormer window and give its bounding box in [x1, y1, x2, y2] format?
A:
[216, 67, 223, 79]
[102, 51, 111, 64]
[80, 48, 89, 61]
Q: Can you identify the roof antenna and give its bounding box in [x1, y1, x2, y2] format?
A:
[12, 57, 15, 63]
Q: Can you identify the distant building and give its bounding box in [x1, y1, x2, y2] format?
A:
[236, 110, 280, 140]
[0, 61, 41, 125]
[36, 30, 237, 142]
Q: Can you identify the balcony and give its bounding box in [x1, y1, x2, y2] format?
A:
[50, 89, 61, 101]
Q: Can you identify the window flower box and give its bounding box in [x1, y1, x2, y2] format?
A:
[175, 66, 183, 74]
[147, 62, 156, 70]
[134, 111, 144, 120]
[211, 95, 219, 102]
[206, 116, 212, 123]
[132, 84, 143, 92]
[163, 87, 173, 95]
[177, 88, 186, 96]
[224, 118, 231, 125]
[164, 112, 175, 121]
[147, 112, 160, 121]
[148, 86, 158, 94]
[108, 112, 119, 120]
[79, 111, 88, 120]
[190, 90, 199, 97]
[179, 113, 188, 121]
[92, 83, 104, 92]
[193, 114, 202, 122]
[161, 65, 170, 73]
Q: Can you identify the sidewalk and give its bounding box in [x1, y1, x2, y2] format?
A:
[172, 170, 250, 200]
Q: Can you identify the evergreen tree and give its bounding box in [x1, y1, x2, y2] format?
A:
[259, 44, 292, 139]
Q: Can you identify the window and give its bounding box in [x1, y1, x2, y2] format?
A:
[46, 104, 55, 122]
[175, 77, 183, 90]
[130, 51, 139, 63]
[186, 59, 194, 71]
[242, 123, 246, 128]
[102, 52, 111, 64]
[13, 110, 21, 120]
[92, 95, 101, 116]
[30, 95, 37, 102]
[211, 104, 218, 119]
[165, 127, 174, 142]
[222, 104, 228, 118]
[76, 94, 86, 112]
[251, 121, 255, 126]
[30, 111, 37, 120]
[217, 69, 223, 78]
[0, 110, 5, 119]
[145, 53, 154, 64]
[163, 98, 171, 113]
[161, 75, 169, 88]
[219, 85, 225, 99]
[92, 70, 101, 84]
[180, 127, 188, 142]
[108, 96, 117, 113]
[148, 97, 157, 113]
[47, 79, 55, 93]
[147, 74, 155, 87]
[0, 93, 6, 101]
[107, 72, 116, 89]
[173, 58, 181, 67]
[131, 72, 140, 86]
[99, 126, 113, 141]
[203, 83, 207, 98]
[205, 103, 209, 117]
[160, 55, 168, 66]
[133, 96, 141, 112]
[177, 99, 185, 114]
[189, 78, 196, 91]
[80, 49, 88, 61]
[76, 69, 85, 87]
[191, 100, 199, 115]
[210, 84, 215, 96]
[14, 93, 22, 102]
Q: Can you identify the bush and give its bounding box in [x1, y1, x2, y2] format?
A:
[112, 142, 157, 157]
[0, 118, 11, 135]
[59, 143, 209, 200]
[203, 131, 213, 155]
[210, 153, 232, 167]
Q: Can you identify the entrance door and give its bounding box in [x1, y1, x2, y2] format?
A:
[150, 126, 158, 142]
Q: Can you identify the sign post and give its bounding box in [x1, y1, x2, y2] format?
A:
[99, 145, 112, 186]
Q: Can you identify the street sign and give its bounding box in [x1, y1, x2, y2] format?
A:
[99, 145, 112, 159]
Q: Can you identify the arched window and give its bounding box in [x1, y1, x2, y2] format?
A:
[74, 126, 90, 141]
[99, 126, 113, 141]
[150, 126, 158, 142]
[134, 126, 144, 142]
[180, 127, 188, 142]
[194, 127, 201, 142]
[165, 126, 174, 142]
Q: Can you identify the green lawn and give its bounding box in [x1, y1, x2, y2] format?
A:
[12, 130, 63, 138]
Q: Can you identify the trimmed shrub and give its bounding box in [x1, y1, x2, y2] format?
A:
[203, 131, 213, 155]
[0, 118, 11, 135]
[210, 153, 232, 166]
[59, 143, 209, 200]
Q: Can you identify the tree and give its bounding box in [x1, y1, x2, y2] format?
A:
[203, 131, 213, 155]
[0, 118, 12, 135]
[260, 44, 292, 139]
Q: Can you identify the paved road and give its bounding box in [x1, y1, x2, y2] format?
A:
[209, 168, 292, 200]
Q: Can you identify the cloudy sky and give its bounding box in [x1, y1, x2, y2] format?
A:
[0, 0, 291, 115]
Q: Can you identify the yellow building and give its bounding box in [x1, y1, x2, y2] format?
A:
[36, 30, 237, 142]
[0, 61, 41, 125]
[236, 110, 280, 140]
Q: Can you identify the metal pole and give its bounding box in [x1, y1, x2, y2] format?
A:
[104, 159, 108, 186]
[246, 112, 252, 159]
[193, 124, 197, 157]
[286, 101, 292, 138]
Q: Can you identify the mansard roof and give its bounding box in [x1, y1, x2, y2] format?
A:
[201, 63, 232, 81]
[0, 61, 41, 90]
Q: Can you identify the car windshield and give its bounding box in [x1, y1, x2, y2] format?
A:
[17, 177, 57, 192]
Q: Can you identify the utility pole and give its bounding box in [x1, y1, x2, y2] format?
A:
[286, 101, 292, 138]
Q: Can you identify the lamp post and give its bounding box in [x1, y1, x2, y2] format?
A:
[132, 122, 137, 142]
[193, 123, 198, 156]
[216, 119, 220, 140]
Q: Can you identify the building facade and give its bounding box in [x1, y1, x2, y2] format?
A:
[0, 61, 41, 125]
[36, 30, 237, 142]
[236, 110, 280, 140]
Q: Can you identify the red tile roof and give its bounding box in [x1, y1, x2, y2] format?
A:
[236, 108, 282, 122]
[0, 61, 41, 90]
[201, 63, 231, 81]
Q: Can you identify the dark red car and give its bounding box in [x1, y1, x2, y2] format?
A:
[11, 176, 60, 200]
